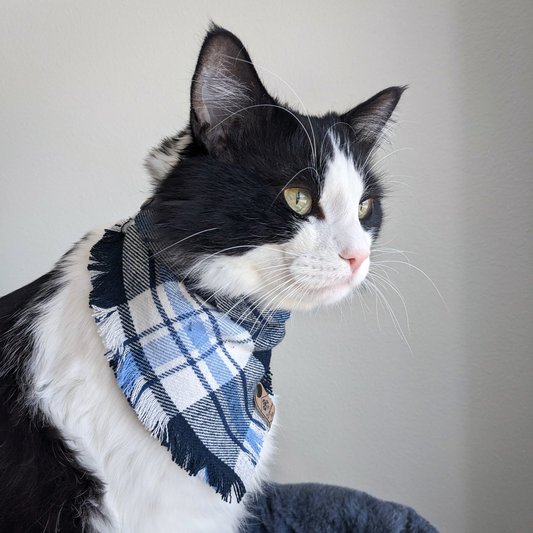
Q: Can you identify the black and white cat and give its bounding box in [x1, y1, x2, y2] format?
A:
[0, 26, 404, 532]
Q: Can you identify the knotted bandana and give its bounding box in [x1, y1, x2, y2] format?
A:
[88, 210, 290, 502]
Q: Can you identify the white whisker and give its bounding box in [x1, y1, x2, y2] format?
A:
[208, 103, 317, 170]
[221, 53, 318, 165]
[368, 271, 410, 334]
[372, 260, 447, 309]
[153, 228, 219, 257]
[270, 167, 319, 208]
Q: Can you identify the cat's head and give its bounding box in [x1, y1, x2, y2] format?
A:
[145, 25, 404, 311]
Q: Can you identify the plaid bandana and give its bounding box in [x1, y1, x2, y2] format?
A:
[88, 211, 290, 502]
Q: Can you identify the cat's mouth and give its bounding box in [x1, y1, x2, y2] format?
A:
[251, 256, 373, 311]
[310, 262, 371, 304]
[275, 274, 366, 311]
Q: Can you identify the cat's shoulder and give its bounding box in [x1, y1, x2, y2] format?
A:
[0, 227, 108, 533]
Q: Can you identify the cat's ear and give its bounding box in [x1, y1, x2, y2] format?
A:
[344, 86, 406, 145]
[190, 26, 272, 154]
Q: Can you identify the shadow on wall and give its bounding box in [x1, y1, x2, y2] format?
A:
[459, 2, 533, 532]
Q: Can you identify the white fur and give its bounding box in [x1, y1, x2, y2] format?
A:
[145, 133, 193, 182]
[196, 56, 254, 127]
[26, 140, 372, 530]
[194, 139, 373, 310]
[29, 229, 277, 532]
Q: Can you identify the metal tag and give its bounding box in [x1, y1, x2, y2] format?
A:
[254, 383, 275, 428]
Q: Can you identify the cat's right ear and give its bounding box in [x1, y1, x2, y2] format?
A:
[344, 86, 406, 146]
[190, 26, 272, 157]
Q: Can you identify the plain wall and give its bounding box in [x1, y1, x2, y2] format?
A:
[1, 2, 532, 532]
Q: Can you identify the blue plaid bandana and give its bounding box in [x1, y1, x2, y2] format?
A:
[88, 211, 290, 502]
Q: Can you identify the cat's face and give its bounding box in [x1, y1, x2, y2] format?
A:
[146, 26, 404, 311]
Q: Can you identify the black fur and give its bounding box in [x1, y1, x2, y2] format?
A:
[0, 269, 106, 533]
[149, 26, 403, 274]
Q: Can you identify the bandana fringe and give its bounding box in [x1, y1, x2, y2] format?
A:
[164, 417, 246, 502]
[88, 223, 127, 311]
[91, 306, 125, 355]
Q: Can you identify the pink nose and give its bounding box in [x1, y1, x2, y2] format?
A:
[340, 251, 370, 274]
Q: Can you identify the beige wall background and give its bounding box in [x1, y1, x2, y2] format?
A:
[1, 1, 532, 532]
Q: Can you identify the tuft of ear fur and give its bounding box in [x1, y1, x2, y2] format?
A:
[144, 130, 193, 182]
[190, 25, 273, 155]
[344, 86, 406, 145]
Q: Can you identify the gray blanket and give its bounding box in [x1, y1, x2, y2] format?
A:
[244, 483, 439, 533]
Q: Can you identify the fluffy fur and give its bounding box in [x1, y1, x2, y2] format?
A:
[0, 25, 404, 532]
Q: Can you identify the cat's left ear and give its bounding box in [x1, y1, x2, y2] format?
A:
[344, 86, 406, 145]
[190, 26, 272, 156]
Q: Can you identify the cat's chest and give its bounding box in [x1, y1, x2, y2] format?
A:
[29, 228, 276, 533]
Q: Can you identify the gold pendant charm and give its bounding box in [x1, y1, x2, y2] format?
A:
[254, 383, 275, 428]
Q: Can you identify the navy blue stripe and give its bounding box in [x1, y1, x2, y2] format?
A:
[189, 292, 264, 431]
[147, 251, 253, 460]
[133, 342, 220, 403]
[155, 344, 218, 380]
[118, 304, 178, 415]
[123, 309, 197, 347]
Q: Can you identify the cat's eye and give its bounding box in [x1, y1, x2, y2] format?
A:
[284, 188, 312, 215]
[358, 198, 373, 219]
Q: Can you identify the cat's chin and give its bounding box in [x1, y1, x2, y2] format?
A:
[260, 280, 356, 312]
[260, 263, 371, 311]
[192, 249, 371, 312]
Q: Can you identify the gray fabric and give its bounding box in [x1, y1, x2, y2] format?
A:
[243, 483, 439, 533]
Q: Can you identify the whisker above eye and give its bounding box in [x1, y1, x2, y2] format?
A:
[319, 122, 358, 163]
[364, 147, 414, 174]
[220, 53, 318, 166]
[207, 103, 317, 169]
[270, 167, 319, 209]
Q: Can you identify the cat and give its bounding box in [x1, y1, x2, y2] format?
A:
[0, 25, 405, 533]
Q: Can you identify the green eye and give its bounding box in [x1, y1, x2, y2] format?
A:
[358, 198, 373, 219]
[284, 188, 312, 215]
